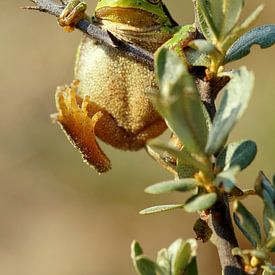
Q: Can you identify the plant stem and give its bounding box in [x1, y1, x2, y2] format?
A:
[191, 2, 244, 273]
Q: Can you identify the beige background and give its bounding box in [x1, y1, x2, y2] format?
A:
[0, 1, 275, 274]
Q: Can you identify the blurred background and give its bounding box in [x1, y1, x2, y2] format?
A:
[0, 1, 275, 274]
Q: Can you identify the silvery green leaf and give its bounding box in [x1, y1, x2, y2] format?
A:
[205, 67, 254, 155]
[188, 39, 217, 54]
[168, 239, 198, 275]
[221, 0, 244, 37]
[147, 140, 211, 175]
[145, 179, 197, 194]
[157, 249, 170, 275]
[140, 204, 184, 215]
[233, 200, 261, 247]
[262, 264, 275, 273]
[184, 193, 217, 213]
[216, 140, 257, 171]
[215, 166, 240, 193]
[222, 5, 264, 52]
[225, 24, 275, 63]
[185, 48, 211, 68]
[154, 48, 209, 157]
[195, 0, 218, 42]
[255, 171, 275, 201]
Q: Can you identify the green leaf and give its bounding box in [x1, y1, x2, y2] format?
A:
[233, 200, 261, 247]
[255, 171, 275, 201]
[225, 24, 275, 63]
[157, 249, 170, 275]
[145, 179, 197, 194]
[131, 241, 143, 258]
[140, 204, 184, 215]
[195, 0, 218, 42]
[265, 237, 275, 251]
[222, 5, 264, 52]
[169, 239, 191, 275]
[262, 264, 275, 273]
[154, 44, 209, 157]
[215, 166, 240, 193]
[184, 256, 198, 275]
[131, 241, 159, 275]
[216, 140, 257, 171]
[205, 67, 254, 155]
[184, 193, 217, 213]
[147, 141, 211, 175]
[188, 39, 217, 54]
[221, 0, 244, 37]
[168, 239, 198, 275]
[133, 256, 158, 275]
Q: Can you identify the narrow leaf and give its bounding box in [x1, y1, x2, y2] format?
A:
[195, 0, 218, 42]
[222, 0, 244, 37]
[154, 48, 209, 156]
[216, 140, 257, 171]
[222, 5, 264, 52]
[140, 204, 184, 215]
[147, 141, 211, 174]
[233, 200, 261, 247]
[184, 193, 217, 213]
[206, 67, 254, 155]
[225, 24, 275, 63]
[145, 179, 197, 194]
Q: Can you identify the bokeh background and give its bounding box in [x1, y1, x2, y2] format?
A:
[1, 1, 275, 274]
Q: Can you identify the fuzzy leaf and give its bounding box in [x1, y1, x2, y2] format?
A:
[156, 249, 170, 274]
[184, 193, 217, 213]
[222, 5, 264, 52]
[205, 67, 254, 155]
[225, 24, 275, 63]
[145, 179, 197, 194]
[140, 204, 184, 215]
[147, 141, 209, 173]
[216, 140, 257, 171]
[233, 201, 261, 247]
[215, 166, 240, 193]
[154, 48, 209, 157]
[188, 39, 217, 54]
[221, 0, 244, 37]
[195, 0, 218, 42]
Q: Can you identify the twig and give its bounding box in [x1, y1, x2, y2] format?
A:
[192, 2, 244, 273]
[24, 0, 154, 68]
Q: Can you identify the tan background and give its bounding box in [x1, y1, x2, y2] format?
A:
[0, 1, 275, 274]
